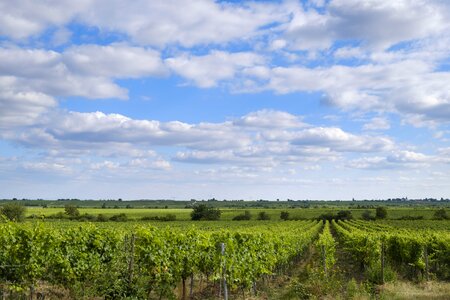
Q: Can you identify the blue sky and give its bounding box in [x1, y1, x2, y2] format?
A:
[1, 0, 450, 200]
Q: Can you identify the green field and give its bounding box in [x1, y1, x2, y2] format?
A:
[2, 200, 450, 299]
[24, 206, 447, 221]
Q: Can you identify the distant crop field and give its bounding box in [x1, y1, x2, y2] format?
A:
[25, 206, 442, 221]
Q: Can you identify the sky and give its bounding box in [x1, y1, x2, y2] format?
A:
[1, 0, 450, 200]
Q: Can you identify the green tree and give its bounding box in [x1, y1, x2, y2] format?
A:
[280, 211, 290, 220]
[362, 210, 375, 221]
[190, 204, 221, 220]
[375, 207, 387, 219]
[233, 210, 251, 220]
[64, 204, 80, 218]
[257, 211, 271, 220]
[337, 210, 353, 220]
[0, 203, 26, 221]
[434, 208, 448, 220]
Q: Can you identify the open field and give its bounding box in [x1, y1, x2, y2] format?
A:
[24, 206, 450, 221]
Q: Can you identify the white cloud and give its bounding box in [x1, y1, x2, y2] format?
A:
[232, 109, 305, 129]
[290, 127, 393, 152]
[63, 44, 168, 78]
[0, 0, 91, 39]
[283, 0, 449, 51]
[0, 88, 56, 128]
[166, 51, 265, 88]
[347, 150, 434, 169]
[363, 117, 390, 131]
[80, 0, 285, 47]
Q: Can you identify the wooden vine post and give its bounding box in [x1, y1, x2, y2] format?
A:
[221, 243, 228, 300]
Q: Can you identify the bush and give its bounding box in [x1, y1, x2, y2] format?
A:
[0, 203, 26, 221]
[64, 204, 80, 217]
[337, 210, 353, 220]
[257, 211, 271, 220]
[396, 215, 424, 220]
[97, 214, 109, 222]
[233, 210, 251, 220]
[109, 213, 128, 222]
[280, 211, 290, 220]
[317, 211, 352, 221]
[47, 212, 67, 219]
[362, 210, 376, 221]
[376, 207, 387, 219]
[78, 213, 97, 222]
[434, 208, 449, 220]
[191, 204, 221, 221]
[141, 214, 177, 221]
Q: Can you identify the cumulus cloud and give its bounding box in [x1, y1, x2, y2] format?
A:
[166, 51, 265, 88]
[283, 0, 448, 51]
[0, 0, 91, 39]
[80, 0, 284, 47]
[232, 109, 305, 129]
[347, 150, 434, 170]
[363, 117, 390, 131]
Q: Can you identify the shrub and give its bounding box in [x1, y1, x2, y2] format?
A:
[233, 210, 251, 221]
[97, 214, 109, 222]
[434, 208, 449, 220]
[376, 207, 388, 219]
[191, 204, 221, 221]
[64, 204, 80, 217]
[257, 211, 271, 220]
[110, 213, 128, 222]
[362, 210, 376, 221]
[280, 211, 290, 220]
[337, 210, 353, 220]
[141, 214, 177, 221]
[396, 215, 424, 220]
[0, 203, 26, 221]
[78, 213, 97, 222]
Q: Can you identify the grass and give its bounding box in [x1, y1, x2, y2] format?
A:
[380, 281, 450, 299]
[25, 206, 442, 221]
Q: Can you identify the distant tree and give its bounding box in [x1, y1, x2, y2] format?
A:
[434, 208, 449, 220]
[233, 210, 251, 221]
[362, 210, 375, 221]
[64, 204, 80, 217]
[101, 202, 107, 209]
[0, 203, 26, 221]
[337, 210, 353, 220]
[110, 213, 128, 222]
[97, 214, 108, 222]
[375, 207, 388, 219]
[191, 204, 221, 221]
[280, 211, 290, 220]
[257, 211, 271, 220]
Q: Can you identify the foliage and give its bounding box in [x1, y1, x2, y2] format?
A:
[434, 208, 449, 220]
[190, 204, 221, 220]
[315, 221, 336, 272]
[141, 214, 177, 221]
[109, 213, 128, 222]
[336, 210, 353, 220]
[0, 203, 26, 222]
[361, 210, 376, 220]
[257, 211, 271, 220]
[280, 211, 290, 220]
[376, 207, 388, 219]
[0, 220, 322, 298]
[64, 205, 80, 218]
[317, 210, 352, 221]
[233, 210, 252, 220]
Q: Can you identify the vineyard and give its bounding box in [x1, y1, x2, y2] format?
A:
[0, 218, 449, 299]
